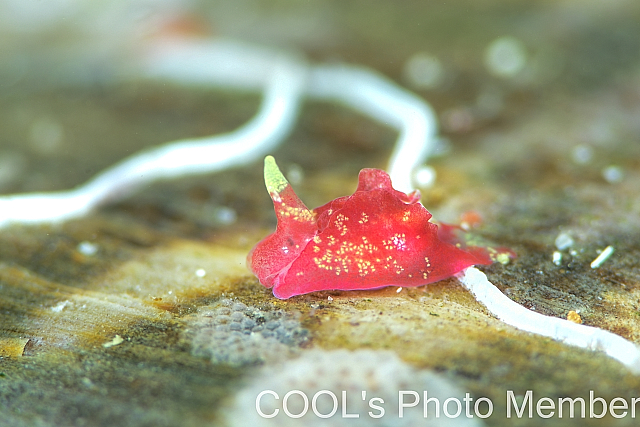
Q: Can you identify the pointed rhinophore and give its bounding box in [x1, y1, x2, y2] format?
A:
[247, 156, 316, 290]
[264, 155, 289, 195]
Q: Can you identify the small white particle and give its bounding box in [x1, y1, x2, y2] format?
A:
[555, 232, 574, 251]
[403, 52, 444, 89]
[413, 166, 437, 188]
[77, 241, 98, 256]
[195, 269, 206, 278]
[572, 144, 593, 165]
[214, 206, 237, 225]
[51, 300, 70, 313]
[552, 251, 562, 266]
[484, 36, 527, 78]
[602, 165, 624, 184]
[396, 287, 403, 293]
[102, 335, 124, 348]
[590, 246, 615, 269]
[327, 296, 333, 301]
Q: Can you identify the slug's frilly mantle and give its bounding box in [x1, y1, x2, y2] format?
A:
[248, 156, 512, 299]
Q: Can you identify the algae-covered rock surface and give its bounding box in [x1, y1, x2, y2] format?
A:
[2, 1, 640, 426]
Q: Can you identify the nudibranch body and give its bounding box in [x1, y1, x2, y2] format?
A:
[248, 156, 512, 299]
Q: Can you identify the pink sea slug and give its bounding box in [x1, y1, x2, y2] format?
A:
[248, 156, 512, 299]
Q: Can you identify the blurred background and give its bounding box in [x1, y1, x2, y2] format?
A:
[2, 0, 639, 196]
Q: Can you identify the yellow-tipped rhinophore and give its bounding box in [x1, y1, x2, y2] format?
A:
[264, 155, 289, 194]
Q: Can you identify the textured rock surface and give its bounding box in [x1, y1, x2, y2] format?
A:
[185, 299, 308, 366]
[2, 2, 640, 427]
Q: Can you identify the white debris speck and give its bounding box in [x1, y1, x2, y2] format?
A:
[403, 52, 444, 89]
[396, 287, 403, 293]
[102, 335, 124, 348]
[552, 251, 562, 266]
[51, 300, 70, 313]
[327, 296, 333, 301]
[77, 241, 98, 256]
[413, 165, 436, 188]
[572, 144, 593, 165]
[590, 246, 615, 269]
[555, 232, 574, 251]
[602, 165, 624, 184]
[484, 36, 527, 78]
[195, 269, 206, 278]
[214, 206, 237, 225]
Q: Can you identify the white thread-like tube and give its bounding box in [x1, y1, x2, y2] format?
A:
[457, 267, 640, 374]
[0, 45, 307, 227]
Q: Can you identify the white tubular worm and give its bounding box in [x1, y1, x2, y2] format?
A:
[0, 41, 307, 227]
[458, 267, 640, 374]
[0, 39, 437, 226]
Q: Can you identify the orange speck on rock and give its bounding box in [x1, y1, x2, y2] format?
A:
[567, 311, 582, 324]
